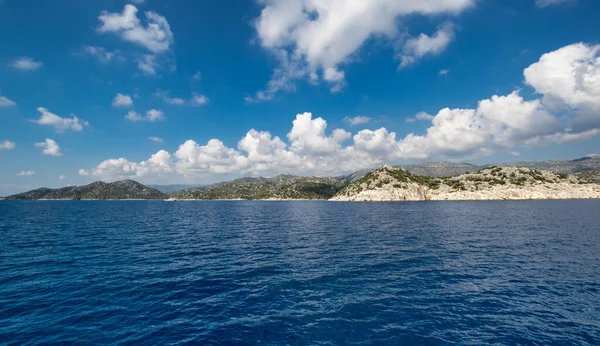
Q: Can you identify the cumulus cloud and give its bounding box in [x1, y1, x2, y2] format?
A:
[10, 57, 42, 70]
[32, 107, 89, 132]
[112, 93, 134, 108]
[35, 138, 64, 156]
[97, 4, 173, 53]
[344, 116, 371, 126]
[524, 43, 600, 109]
[0, 96, 16, 107]
[398, 22, 455, 68]
[524, 43, 600, 132]
[249, 0, 473, 101]
[78, 169, 90, 176]
[149, 136, 163, 143]
[125, 109, 165, 122]
[0, 140, 15, 151]
[287, 112, 350, 154]
[17, 171, 35, 177]
[59, 175, 66, 180]
[83, 43, 600, 183]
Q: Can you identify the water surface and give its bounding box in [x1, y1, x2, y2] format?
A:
[0, 200, 599, 344]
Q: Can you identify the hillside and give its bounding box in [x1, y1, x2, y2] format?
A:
[331, 165, 600, 201]
[170, 174, 348, 200]
[3, 180, 166, 200]
[340, 156, 600, 182]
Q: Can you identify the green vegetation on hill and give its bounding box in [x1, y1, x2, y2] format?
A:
[334, 165, 600, 199]
[172, 174, 348, 200]
[4, 180, 166, 200]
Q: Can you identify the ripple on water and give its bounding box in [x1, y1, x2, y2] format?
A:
[0, 200, 599, 345]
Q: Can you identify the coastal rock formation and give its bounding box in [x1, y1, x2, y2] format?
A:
[331, 165, 600, 202]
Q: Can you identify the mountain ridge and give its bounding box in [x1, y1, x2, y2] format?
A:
[3, 180, 166, 200]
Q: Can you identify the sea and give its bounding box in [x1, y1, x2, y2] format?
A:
[0, 200, 599, 345]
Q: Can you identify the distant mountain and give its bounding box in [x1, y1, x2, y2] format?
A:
[3, 180, 166, 200]
[148, 184, 206, 193]
[499, 155, 600, 174]
[171, 174, 348, 200]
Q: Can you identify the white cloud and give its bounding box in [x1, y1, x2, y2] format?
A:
[10, 57, 42, 70]
[344, 116, 371, 126]
[83, 43, 600, 183]
[192, 71, 202, 80]
[17, 171, 35, 177]
[287, 112, 350, 155]
[79, 46, 118, 63]
[406, 111, 434, 123]
[0, 96, 16, 107]
[97, 4, 173, 53]
[510, 151, 520, 157]
[439, 69, 450, 76]
[524, 43, 600, 133]
[525, 128, 600, 146]
[524, 43, 600, 110]
[131, 0, 145, 4]
[112, 93, 134, 108]
[35, 138, 64, 156]
[32, 107, 89, 132]
[399, 22, 455, 68]
[137, 54, 157, 74]
[416, 112, 435, 121]
[78, 169, 90, 176]
[59, 174, 66, 180]
[190, 93, 209, 106]
[154, 90, 185, 105]
[536, 0, 575, 7]
[149, 136, 164, 143]
[125, 109, 165, 122]
[0, 140, 15, 151]
[249, 0, 473, 101]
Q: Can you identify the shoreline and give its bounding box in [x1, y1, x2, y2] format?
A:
[3, 197, 599, 202]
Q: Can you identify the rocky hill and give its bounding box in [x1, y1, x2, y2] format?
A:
[3, 180, 166, 200]
[400, 162, 479, 177]
[170, 174, 348, 200]
[331, 165, 600, 201]
[340, 156, 600, 182]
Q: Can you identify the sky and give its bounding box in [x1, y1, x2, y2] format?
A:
[1, 0, 600, 195]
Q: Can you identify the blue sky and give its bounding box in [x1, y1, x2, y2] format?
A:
[1, 0, 599, 194]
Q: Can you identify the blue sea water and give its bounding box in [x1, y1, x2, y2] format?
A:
[0, 200, 599, 345]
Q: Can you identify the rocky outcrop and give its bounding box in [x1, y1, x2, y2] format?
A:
[330, 165, 600, 202]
